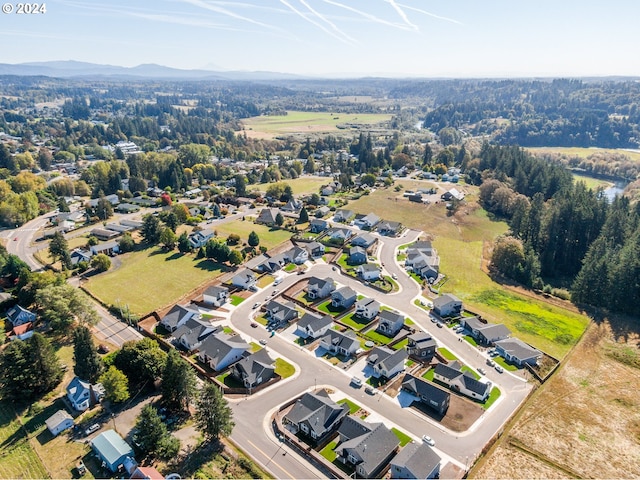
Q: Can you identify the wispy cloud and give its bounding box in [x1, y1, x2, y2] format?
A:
[384, 0, 418, 31]
[398, 2, 462, 25]
[279, 0, 356, 45]
[320, 0, 414, 31]
[174, 0, 283, 31]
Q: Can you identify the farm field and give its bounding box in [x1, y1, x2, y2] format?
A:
[471, 319, 640, 479]
[241, 111, 392, 139]
[525, 146, 640, 162]
[348, 184, 590, 359]
[85, 247, 229, 315]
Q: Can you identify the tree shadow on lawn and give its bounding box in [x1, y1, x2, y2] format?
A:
[194, 259, 230, 272]
[173, 439, 225, 479]
[165, 252, 185, 261]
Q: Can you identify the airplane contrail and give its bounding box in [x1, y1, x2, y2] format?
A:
[398, 2, 462, 25]
[299, 0, 358, 44]
[176, 0, 284, 32]
[384, 0, 418, 31]
[321, 0, 414, 31]
[280, 0, 356, 45]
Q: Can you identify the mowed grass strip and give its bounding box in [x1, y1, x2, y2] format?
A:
[0, 403, 49, 480]
[85, 247, 229, 315]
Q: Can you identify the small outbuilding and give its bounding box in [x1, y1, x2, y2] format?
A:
[45, 410, 74, 437]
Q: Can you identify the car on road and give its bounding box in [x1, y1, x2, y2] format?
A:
[252, 302, 260, 309]
[271, 289, 279, 296]
[351, 377, 362, 388]
[422, 435, 435, 446]
[250, 322, 258, 328]
[259, 339, 268, 345]
[455, 327, 465, 334]
[495, 365, 504, 373]
[391, 273, 398, 280]
[430, 316, 438, 323]
[365, 386, 376, 395]
[486, 358, 496, 367]
[436, 322, 443, 328]
[477, 367, 487, 375]
[84, 423, 100, 436]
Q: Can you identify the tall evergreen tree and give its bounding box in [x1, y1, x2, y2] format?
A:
[248, 231, 260, 247]
[73, 326, 104, 383]
[49, 231, 71, 269]
[194, 383, 235, 442]
[161, 349, 197, 412]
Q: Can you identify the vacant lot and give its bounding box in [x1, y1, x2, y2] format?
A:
[349, 185, 590, 359]
[85, 247, 229, 315]
[472, 319, 640, 479]
[0, 403, 49, 480]
[526, 146, 640, 162]
[247, 176, 328, 196]
[214, 221, 292, 250]
[241, 111, 392, 139]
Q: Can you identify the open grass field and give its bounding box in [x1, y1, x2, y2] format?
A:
[525, 146, 640, 162]
[348, 185, 590, 359]
[241, 111, 392, 139]
[247, 176, 328, 196]
[471, 319, 640, 479]
[214, 221, 292, 250]
[0, 403, 49, 480]
[85, 247, 229, 315]
[572, 172, 612, 190]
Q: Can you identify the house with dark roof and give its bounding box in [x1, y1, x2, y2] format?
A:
[348, 246, 367, 265]
[66, 376, 105, 411]
[390, 441, 442, 479]
[90, 228, 120, 241]
[326, 227, 352, 243]
[203, 285, 229, 307]
[283, 390, 349, 441]
[407, 332, 437, 361]
[319, 329, 359, 357]
[255, 253, 289, 273]
[231, 348, 275, 389]
[494, 338, 542, 366]
[287, 246, 309, 264]
[432, 294, 462, 317]
[355, 298, 380, 321]
[90, 430, 134, 473]
[376, 310, 405, 337]
[198, 332, 250, 372]
[90, 240, 120, 256]
[331, 286, 357, 309]
[6, 305, 36, 327]
[159, 304, 200, 332]
[367, 346, 408, 379]
[264, 298, 299, 325]
[188, 228, 215, 249]
[256, 208, 280, 226]
[70, 248, 93, 266]
[354, 213, 381, 230]
[377, 220, 402, 236]
[296, 313, 333, 339]
[350, 233, 377, 249]
[334, 209, 355, 223]
[171, 318, 220, 352]
[281, 199, 303, 213]
[401, 374, 450, 415]
[309, 219, 328, 233]
[306, 241, 325, 258]
[334, 416, 400, 478]
[231, 270, 257, 290]
[433, 361, 492, 401]
[305, 277, 335, 299]
[460, 316, 512, 346]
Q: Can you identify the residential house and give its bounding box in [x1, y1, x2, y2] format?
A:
[264, 299, 299, 325]
[348, 246, 367, 265]
[287, 246, 309, 264]
[231, 348, 276, 389]
[401, 374, 450, 415]
[460, 316, 512, 346]
[331, 286, 357, 309]
[115, 203, 140, 214]
[335, 416, 400, 479]
[326, 227, 352, 243]
[202, 285, 229, 307]
[66, 376, 105, 411]
[70, 248, 92, 266]
[433, 361, 492, 401]
[306, 241, 325, 258]
[198, 332, 250, 372]
[321, 181, 342, 196]
[159, 304, 200, 333]
[390, 441, 442, 479]
[188, 228, 215, 249]
[319, 329, 360, 357]
[256, 208, 280, 226]
[309, 219, 328, 233]
[88, 194, 120, 208]
[256, 253, 289, 273]
[281, 199, 303, 213]
[45, 410, 74, 437]
[8, 322, 34, 341]
[408, 193, 423, 203]
[377, 220, 402, 236]
[355, 298, 380, 321]
[283, 390, 349, 441]
[231, 270, 257, 290]
[90, 240, 120, 256]
[432, 294, 462, 317]
[6, 305, 36, 327]
[354, 213, 380, 230]
[90, 430, 135, 473]
[376, 310, 405, 337]
[406, 332, 437, 361]
[296, 313, 333, 339]
[440, 188, 464, 201]
[367, 346, 408, 379]
[130, 466, 165, 480]
[494, 338, 542, 366]
[104, 223, 133, 234]
[315, 206, 331, 217]
[334, 209, 354, 222]
[356, 264, 380, 281]
[305, 277, 335, 299]
[171, 318, 220, 352]
[90, 228, 120, 241]
[350, 233, 376, 249]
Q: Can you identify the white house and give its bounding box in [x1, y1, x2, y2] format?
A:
[232, 270, 257, 290]
[160, 304, 200, 332]
[171, 318, 220, 352]
[432, 294, 463, 317]
[367, 346, 408, 379]
[189, 228, 215, 249]
[433, 361, 491, 401]
[66, 377, 105, 411]
[355, 298, 380, 320]
[305, 277, 335, 299]
[319, 329, 359, 357]
[296, 313, 333, 339]
[198, 332, 250, 371]
[203, 285, 229, 307]
[357, 264, 381, 281]
[45, 410, 74, 437]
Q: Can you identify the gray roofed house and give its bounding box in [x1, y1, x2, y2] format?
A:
[231, 348, 275, 389]
[256, 208, 280, 226]
[407, 332, 437, 360]
[401, 374, 450, 415]
[355, 213, 381, 230]
[434, 361, 492, 401]
[390, 441, 442, 479]
[88, 194, 120, 208]
[6, 305, 36, 327]
[160, 304, 200, 332]
[309, 219, 328, 233]
[264, 299, 299, 325]
[66, 376, 105, 412]
[198, 332, 250, 372]
[326, 227, 352, 243]
[461, 316, 512, 346]
[334, 209, 355, 222]
[287, 246, 309, 264]
[335, 417, 400, 478]
[348, 246, 367, 265]
[306, 241, 325, 258]
[355, 298, 380, 320]
[377, 220, 403, 236]
[283, 390, 349, 441]
[70, 248, 93, 266]
[305, 276, 335, 299]
[331, 286, 357, 309]
[494, 337, 542, 366]
[45, 410, 74, 437]
[376, 310, 405, 337]
[350, 233, 377, 248]
[319, 329, 359, 357]
[90, 240, 120, 256]
[231, 270, 257, 290]
[188, 228, 215, 249]
[203, 285, 229, 307]
[171, 318, 221, 352]
[296, 312, 333, 339]
[256, 253, 289, 273]
[432, 293, 463, 317]
[367, 346, 408, 379]
[90, 228, 120, 241]
[104, 223, 133, 233]
[90, 429, 134, 473]
[281, 199, 303, 213]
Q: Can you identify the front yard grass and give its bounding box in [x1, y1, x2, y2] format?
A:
[316, 300, 345, 316]
[275, 358, 295, 378]
[422, 368, 435, 381]
[494, 356, 520, 371]
[363, 329, 393, 345]
[437, 347, 458, 361]
[257, 275, 275, 288]
[319, 440, 338, 462]
[337, 399, 361, 415]
[284, 263, 297, 272]
[391, 338, 408, 350]
[483, 386, 501, 410]
[230, 295, 246, 306]
[391, 427, 413, 447]
[339, 312, 372, 330]
[85, 246, 229, 315]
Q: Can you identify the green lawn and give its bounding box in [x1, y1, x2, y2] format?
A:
[437, 347, 458, 361]
[463, 335, 478, 347]
[257, 275, 275, 288]
[391, 427, 413, 447]
[316, 300, 345, 316]
[483, 386, 501, 410]
[339, 312, 372, 330]
[391, 338, 408, 350]
[275, 358, 295, 378]
[284, 263, 297, 272]
[214, 221, 292, 250]
[230, 295, 246, 306]
[461, 366, 480, 379]
[422, 368, 435, 381]
[85, 247, 229, 315]
[494, 356, 520, 371]
[363, 329, 393, 345]
[337, 399, 361, 415]
[319, 441, 338, 462]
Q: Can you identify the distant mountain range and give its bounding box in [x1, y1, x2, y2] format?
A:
[0, 61, 308, 81]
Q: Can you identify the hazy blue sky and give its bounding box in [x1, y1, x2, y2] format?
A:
[0, 0, 637, 77]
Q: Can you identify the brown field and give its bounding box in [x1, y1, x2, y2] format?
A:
[471, 318, 640, 479]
